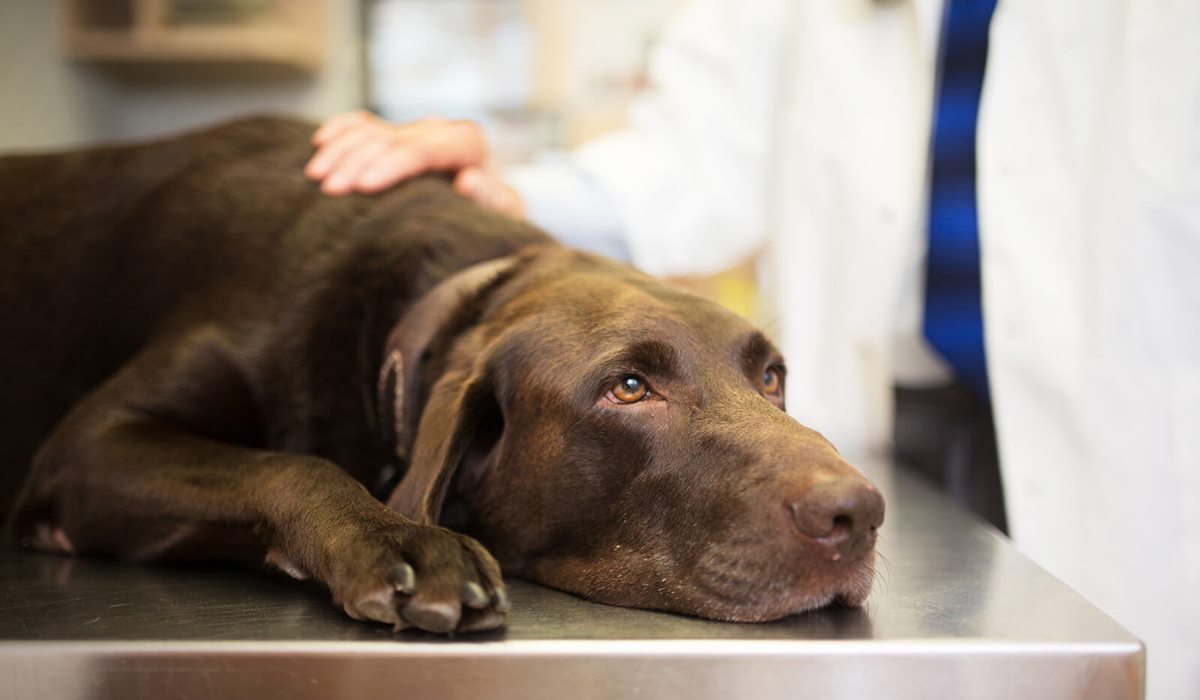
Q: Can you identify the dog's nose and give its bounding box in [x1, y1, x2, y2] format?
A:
[788, 478, 884, 561]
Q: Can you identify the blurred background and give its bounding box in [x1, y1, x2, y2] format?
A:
[0, 0, 673, 154]
[0, 0, 755, 314]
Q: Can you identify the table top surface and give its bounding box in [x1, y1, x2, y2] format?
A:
[0, 466, 1146, 700]
[0, 466, 1138, 650]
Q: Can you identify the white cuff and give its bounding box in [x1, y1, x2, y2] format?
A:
[507, 154, 631, 262]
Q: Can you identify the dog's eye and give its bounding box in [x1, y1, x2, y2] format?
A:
[762, 367, 783, 396]
[610, 375, 649, 404]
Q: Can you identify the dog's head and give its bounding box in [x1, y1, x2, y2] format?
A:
[383, 246, 883, 622]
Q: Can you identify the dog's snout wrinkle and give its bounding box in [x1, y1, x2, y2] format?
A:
[788, 478, 884, 562]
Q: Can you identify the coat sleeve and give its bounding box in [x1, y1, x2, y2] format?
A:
[515, 0, 794, 277]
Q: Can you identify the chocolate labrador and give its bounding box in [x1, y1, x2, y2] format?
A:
[0, 117, 883, 634]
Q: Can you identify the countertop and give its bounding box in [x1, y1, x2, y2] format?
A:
[0, 466, 1144, 699]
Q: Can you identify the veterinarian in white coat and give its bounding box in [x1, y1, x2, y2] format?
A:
[543, 2, 1200, 696]
[308, 0, 1199, 695]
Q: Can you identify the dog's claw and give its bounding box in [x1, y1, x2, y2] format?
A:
[493, 585, 511, 612]
[392, 562, 416, 594]
[462, 581, 489, 609]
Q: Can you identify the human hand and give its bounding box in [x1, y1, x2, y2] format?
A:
[305, 110, 525, 218]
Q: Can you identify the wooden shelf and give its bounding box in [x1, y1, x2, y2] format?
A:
[62, 0, 325, 72]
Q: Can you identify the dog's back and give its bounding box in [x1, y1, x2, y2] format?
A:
[0, 117, 548, 514]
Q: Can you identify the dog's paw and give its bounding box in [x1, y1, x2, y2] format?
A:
[326, 513, 508, 634]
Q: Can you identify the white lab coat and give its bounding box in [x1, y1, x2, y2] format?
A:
[534, 0, 1199, 696]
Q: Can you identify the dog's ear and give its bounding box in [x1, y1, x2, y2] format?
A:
[386, 361, 497, 524]
[381, 256, 518, 524]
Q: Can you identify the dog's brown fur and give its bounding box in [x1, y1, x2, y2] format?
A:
[0, 117, 883, 633]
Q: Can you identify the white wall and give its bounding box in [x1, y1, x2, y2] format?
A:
[0, 1, 363, 152]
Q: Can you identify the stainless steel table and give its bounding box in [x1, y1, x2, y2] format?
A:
[0, 467, 1143, 699]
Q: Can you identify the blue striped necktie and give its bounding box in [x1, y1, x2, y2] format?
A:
[923, 0, 998, 401]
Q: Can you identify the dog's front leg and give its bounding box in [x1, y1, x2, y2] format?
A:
[8, 346, 507, 634]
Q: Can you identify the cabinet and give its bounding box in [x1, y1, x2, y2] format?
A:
[62, 0, 325, 72]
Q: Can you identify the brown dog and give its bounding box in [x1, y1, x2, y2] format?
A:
[0, 117, 883, 634]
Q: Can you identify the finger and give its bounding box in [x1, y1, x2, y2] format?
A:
[311, 109, 373, 145]
[454, 166, 483, 196]
[350, 120, 490, 193]
[406, 120, 491, 173]
[356, 147, 425, 194]
[312, 118, 493, 194]
[321, 133, 407, 195]
[488, 183, 525, 219]
[305, 125, 378, 181]
[455, 167, 525, 218]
